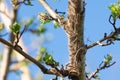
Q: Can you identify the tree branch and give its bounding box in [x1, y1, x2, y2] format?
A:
[87, 35, 111, 49]
[87, 28, 120, 49]
[37, 0, 66, 29]
[38, 0, 59, 19]
[87, 61, 116, 80]
[0, 37, 61, 75]
[87, 14, 120, 49]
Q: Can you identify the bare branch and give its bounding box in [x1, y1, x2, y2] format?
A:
[87, 35, 111, 49]
[87, 28, 120, 49]
[109, 15, 116, 31]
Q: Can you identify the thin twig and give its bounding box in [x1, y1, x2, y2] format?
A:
[109, 15, 117, 31]
[19, 25, 28, 39]
[87, 61, 116, 80]
[55, 9, 65, 14]
[87, 33, 111, 49]
[15, 25, 28, 46]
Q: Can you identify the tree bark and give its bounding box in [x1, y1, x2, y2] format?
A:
[65, 0, 86, 80]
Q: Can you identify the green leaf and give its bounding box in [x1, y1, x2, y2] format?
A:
[38, 24, 46, 34]
[39, 12, 51, 24]
[34, 24, 46, 35]
[43, 52, 59, 66]
[53, 21, 60, 28]
[40, 47, 46, 54]
[10, 23, 20, 34]
[60, 77, 65, 80]
[26, 18, 34, 26]
[28, 0, 31, 5]
[40, 12, 46, 16]
[36, 47, 46, 62]
[94, 74, 100, 79]
[19, 18, 34, 27]
[109, 2, 120, 20]
[104, 54, 112, 64]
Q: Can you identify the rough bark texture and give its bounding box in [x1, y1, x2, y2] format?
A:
[0, 0, 86, 80]
[37, 1, 86, 79]
[65, 0, 86, 80]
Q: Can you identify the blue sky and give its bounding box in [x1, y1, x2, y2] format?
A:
[4, 0, 120, 80]
[85, 0, 120, 80]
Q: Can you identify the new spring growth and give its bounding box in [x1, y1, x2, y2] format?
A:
[109, 2, 120, 21]
[104, 54, 112, 65]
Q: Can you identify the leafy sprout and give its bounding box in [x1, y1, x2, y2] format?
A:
[94, 74, 100, 80]
[104, 54, 112, 65]
[27, 0, 32, 5]
[26, 18, 34, 26]
[109, 2, 120, 21]
[10, 23, 20, 34]
[53, 21, 60, 28]
[38, 12, 51, 24]
[36, 47, 47, 62]
[37, 24, 46, 34]
[19, 18, 34, 26]
[38, 12, 62, 29]
[37, 47, 59, 67]
[43, 52, 59, 67]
